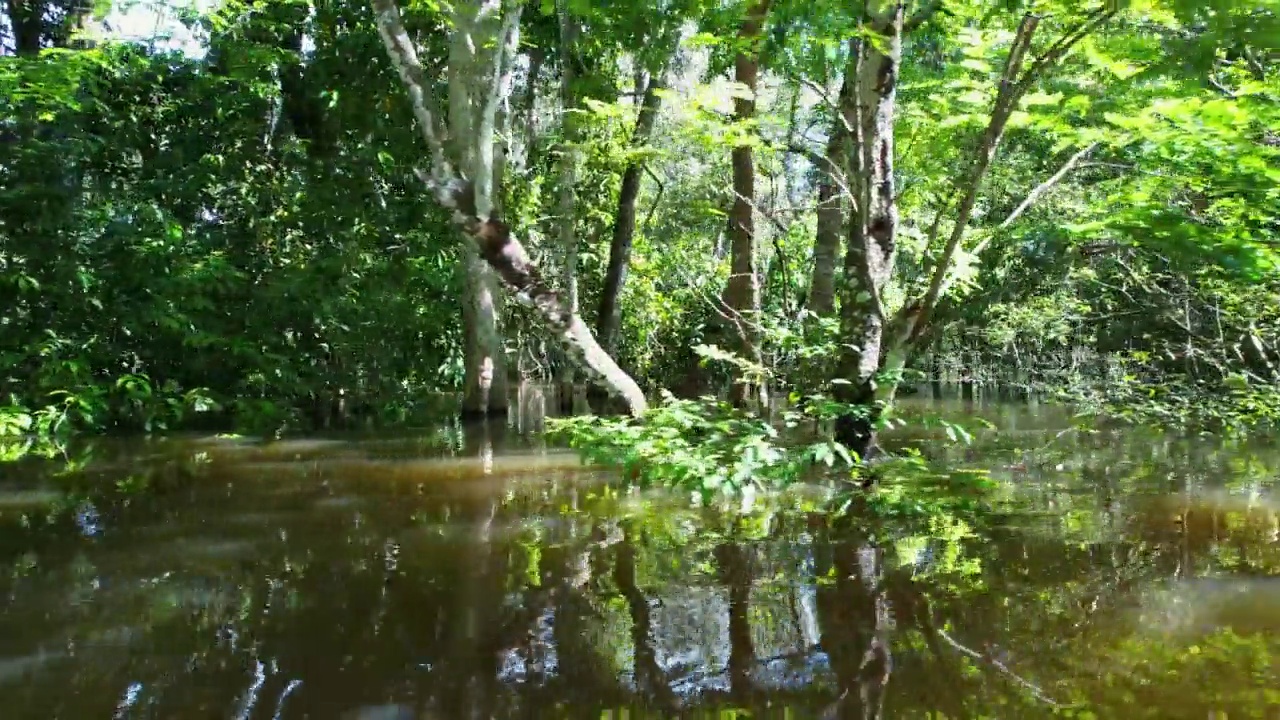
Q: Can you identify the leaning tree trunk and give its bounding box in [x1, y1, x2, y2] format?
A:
[716, 0, 772, 408]
[371, 0, 648, 416]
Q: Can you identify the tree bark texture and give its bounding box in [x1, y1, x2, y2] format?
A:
[461, 249, 509, 416]
[807, 52, 857, 317]
[6, 0, 97, 54]
[554, 5, 581, 405]
[716, 0, 772, 407]
[370, 0, 648, 415]
[833, 3, 905, 457]
[443, 0, 513, 416]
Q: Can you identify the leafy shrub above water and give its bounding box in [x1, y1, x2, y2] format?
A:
[548, 392, 858, 502]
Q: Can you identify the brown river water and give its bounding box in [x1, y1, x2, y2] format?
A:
[1, 395, 1279, 719]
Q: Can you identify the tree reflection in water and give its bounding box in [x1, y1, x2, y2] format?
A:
[1, 402, 1279, 718]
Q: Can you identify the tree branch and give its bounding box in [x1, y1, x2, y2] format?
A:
[798, 75, 856, 138]
[370, 0, 452, 182]
[784, 142, 857, 207]
[912, 13, 1039, 331]
[1015, 7, 1117, 94]
[1208, 73, 1237, 98]
[784, 141, 829, 171]
[935, 628, 1064, 707]
[641, 165, 665, 232]
[480, 2, 522, 163]
[998, 141, 1098, 230]
[962, 141, 1098, 261]
[908, 8, 1119, 343]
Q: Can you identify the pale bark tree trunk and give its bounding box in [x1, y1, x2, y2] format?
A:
[460, 256, 508, 416]
[597, 57, 672, 356]
[371, 0, 649, 416]
[448, 0, 511, 417]
[832, 3, 906, 457]
[717, 0, 772, 408]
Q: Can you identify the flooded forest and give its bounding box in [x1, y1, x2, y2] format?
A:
[2, 0, 1279, 718]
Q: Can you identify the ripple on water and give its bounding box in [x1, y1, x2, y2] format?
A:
[1137, 578, 1280, 637]
[0, 488, 63, 508]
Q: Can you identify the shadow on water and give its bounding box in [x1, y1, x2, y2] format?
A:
[0, 386, 1279, 718]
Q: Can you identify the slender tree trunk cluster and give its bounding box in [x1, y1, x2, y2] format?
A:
[370, 0, 1118, 444]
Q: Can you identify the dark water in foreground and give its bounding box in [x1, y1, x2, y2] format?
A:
[2, 399, 1280, 719]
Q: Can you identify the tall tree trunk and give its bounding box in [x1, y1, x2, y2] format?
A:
[5, 0, 93, 54]
[448, 0, 511, 418]
[717, 0, 772, 407]
[809, 181, 843, 317]
[832, 4, 906, 458]
[614, 527, 677, 710]
[715, 539, 756, 701]
[371, 0, 649, 416]
[522, 47, 544, 171]
[460, 253, 509, 416]
[5, 0, 44, 54]
[554, 4, 581, 409]
[597, 63, 670, 356]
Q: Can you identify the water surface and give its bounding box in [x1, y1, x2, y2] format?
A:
[1, 399, 1279, 718]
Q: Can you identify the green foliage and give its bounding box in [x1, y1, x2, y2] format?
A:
[1068, 361, 1280, 436]
[547, 391, 857, 504]
[1, 14, 463, 436]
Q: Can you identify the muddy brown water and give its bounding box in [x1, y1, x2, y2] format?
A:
[1, 397, 1279, 718]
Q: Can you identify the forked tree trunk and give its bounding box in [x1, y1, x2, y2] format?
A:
[718, 0, 772, 408]
[833, 7, 1112, 457]
[446, 0, 511, 417]
[371, 0, 649, 416]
